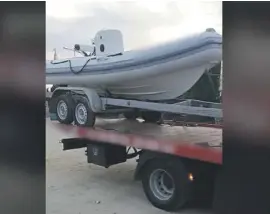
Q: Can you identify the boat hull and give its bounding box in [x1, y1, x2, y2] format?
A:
[46, 30, 222, 101]
[103, 65, 207, 101]
[46, 49, 221, 101]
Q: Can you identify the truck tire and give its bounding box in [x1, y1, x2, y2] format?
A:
[74, 96, 96, 127]
[141, 111, 161, 123]
[55, 94, 74, 124]
[141, 159, 192, 211]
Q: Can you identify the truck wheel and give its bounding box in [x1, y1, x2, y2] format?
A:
[55, 94, 74, 124]
[141, 159, 192, 211]
[74, 96, 96, 127]
[141, 111, 161, 123]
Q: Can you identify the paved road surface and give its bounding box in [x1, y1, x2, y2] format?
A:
[46, 119, 212, 214]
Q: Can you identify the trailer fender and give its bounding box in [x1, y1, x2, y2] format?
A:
[134, 151, 179, 180]
[51, 87, 103, 113]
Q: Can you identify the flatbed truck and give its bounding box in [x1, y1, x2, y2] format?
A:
[46, 84, 222, 211]
[50, 117, 222, 211]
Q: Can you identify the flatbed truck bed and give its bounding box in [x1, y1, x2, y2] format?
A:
[55, 118, 222, 164]
[52, 118, 222, 211]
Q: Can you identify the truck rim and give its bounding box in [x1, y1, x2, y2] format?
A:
[149, 169, 175, 201]
[57, 100, 68, 120]
[75, 103, 88, 125]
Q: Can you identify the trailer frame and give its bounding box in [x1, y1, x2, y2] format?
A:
[47, 86, 222, 124]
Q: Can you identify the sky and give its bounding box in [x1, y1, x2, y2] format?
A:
[46, 0, 222, 60]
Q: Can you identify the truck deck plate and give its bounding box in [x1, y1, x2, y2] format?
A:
[52, 118, 222, 164]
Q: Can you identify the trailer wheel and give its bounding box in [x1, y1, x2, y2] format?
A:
[123, 111, 139, 120]
[55, 94, 74, 124]
[74, 97, 96, 127]
[141, 159, 192, 211]
[141, 111, 161, 123]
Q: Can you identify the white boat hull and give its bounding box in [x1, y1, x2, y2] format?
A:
[103, 65, 207, 101]
[46, 30, 222, 101]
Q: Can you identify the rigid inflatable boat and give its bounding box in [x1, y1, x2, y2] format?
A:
[46, 28, 222, 101]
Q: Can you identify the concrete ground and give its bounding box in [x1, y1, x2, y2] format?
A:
[46, 118, 213, 214]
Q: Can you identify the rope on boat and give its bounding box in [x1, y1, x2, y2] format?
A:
[50, 58, 92, 74]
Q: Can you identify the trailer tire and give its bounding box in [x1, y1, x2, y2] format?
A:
[123, 111, 139, 120]
[141, 111, 161, 123]
[55, 94, 74, 124]
[141, 159, 192, 211]
[74, 96, 96, 127]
